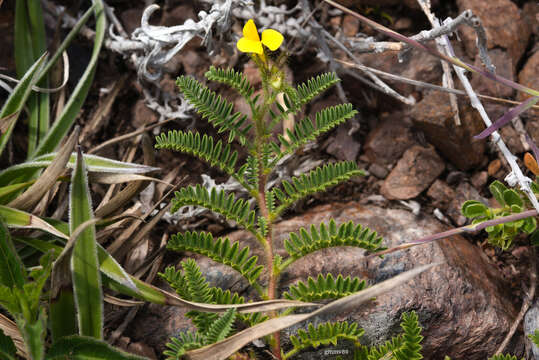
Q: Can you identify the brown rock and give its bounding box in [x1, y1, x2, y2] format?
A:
[120, 7, 145, 35]
[427, 179, 456, 210]
[410, 91, 487, 170]
[325, 125, 361, 161]
[522, 2, 539, 36]
[368, 163, 389, 179]
[471, 49, 514, 98]
[447, 182, 484, 226]
[160, 4, 196, 27]
[364, 115, 416, 165]
[471, 171, 488, 189]
[456, 0, 531, 69]
[381, 145, 445, 200]
[517, 51, 539, 118]
[355, 43, 441, 96]
[500, 125, 526, 154]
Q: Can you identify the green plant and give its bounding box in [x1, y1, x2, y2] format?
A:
[155, 19, 387, 359]
[461, 179, 538, 250]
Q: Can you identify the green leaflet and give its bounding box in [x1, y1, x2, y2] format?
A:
[283, 273, 367, 301]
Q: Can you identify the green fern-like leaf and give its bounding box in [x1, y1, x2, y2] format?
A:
[204, 308, 236, 344]
[245, 155, 259, 188]
[167, 231, 264, 285]
[270, 73, 341, 128]
[271, 103, 357, 159]
[283, 220, 385, 262]
[164, 331, 205, 360]
[171, 185, 257, 233]
[283, 273, 367, 301]
[366, 311, 423, 360]
[393, 311, 423, 360]
[205, 66, 255, 101]
[155, 130, 238, 175]
[284, 321, 364, 359]
[272, 161, 365, 216]
[176, 75, 252, 145]
[488, 355, 522, 360]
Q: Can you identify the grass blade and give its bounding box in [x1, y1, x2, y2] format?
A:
[69, 147, 102, 339]
[45, 335, 147, 360]
[0, 205, 68, 240]
[0, 53, 47, 157]
[7, 127, 79, 211]
[32, 0, 106, 158]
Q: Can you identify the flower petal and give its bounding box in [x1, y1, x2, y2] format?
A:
[237, 38, 263, 54]
[243, 19, 260, 42]
[261, 29, 284, 51]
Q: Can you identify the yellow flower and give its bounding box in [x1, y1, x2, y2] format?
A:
[237, 19, 283, 55]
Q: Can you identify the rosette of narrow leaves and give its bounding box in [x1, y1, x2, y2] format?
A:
[171, 185, 257, 233]
[155, 130, 238, 175]
[163, 308, 236, 360]
[271, 161, 364, 217]
[167, 232, 263, 286]
[176, 75, 252, 145]
[272, 104, 357, 159]
[205, 66, 256, 106]
[283, 273, 367, 301]
[461, 180, 537, 250]
[283, 220, 384, 263]
[283, 321, 364, 360]
[366, 312, 423, 360]
[270, 72, 340, 127]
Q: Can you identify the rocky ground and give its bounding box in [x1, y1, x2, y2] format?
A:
[1, 0, 539, 359]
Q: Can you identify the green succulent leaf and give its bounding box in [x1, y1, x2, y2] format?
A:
[503, 189, 523, 208]
[461, 200, 488, 218]
[489, 180, 508, 206]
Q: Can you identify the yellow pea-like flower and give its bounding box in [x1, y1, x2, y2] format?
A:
[237, 19, 284, 55]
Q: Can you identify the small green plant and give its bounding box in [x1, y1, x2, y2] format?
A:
[155, 19, 385, 359]
[461, 179, 538, 250]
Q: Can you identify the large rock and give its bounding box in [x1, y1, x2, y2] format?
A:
[471, 49, 514, 98]
[380, 145, 445, 200]
[456, 0, 531, 71]
[128, 202, 522, 358]
[410, 91, 487, 170]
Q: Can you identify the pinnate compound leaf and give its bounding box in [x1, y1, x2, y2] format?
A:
[167, 232, 263, 285]
[171, 185, 257, 233]
[176, 75, 251, 145]
[283, 220, 384, 261]
[283, 274, 367, 301]
[155, 130, 238, 175]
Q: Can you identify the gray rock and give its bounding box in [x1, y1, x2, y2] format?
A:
[524, 300, 539, 359]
